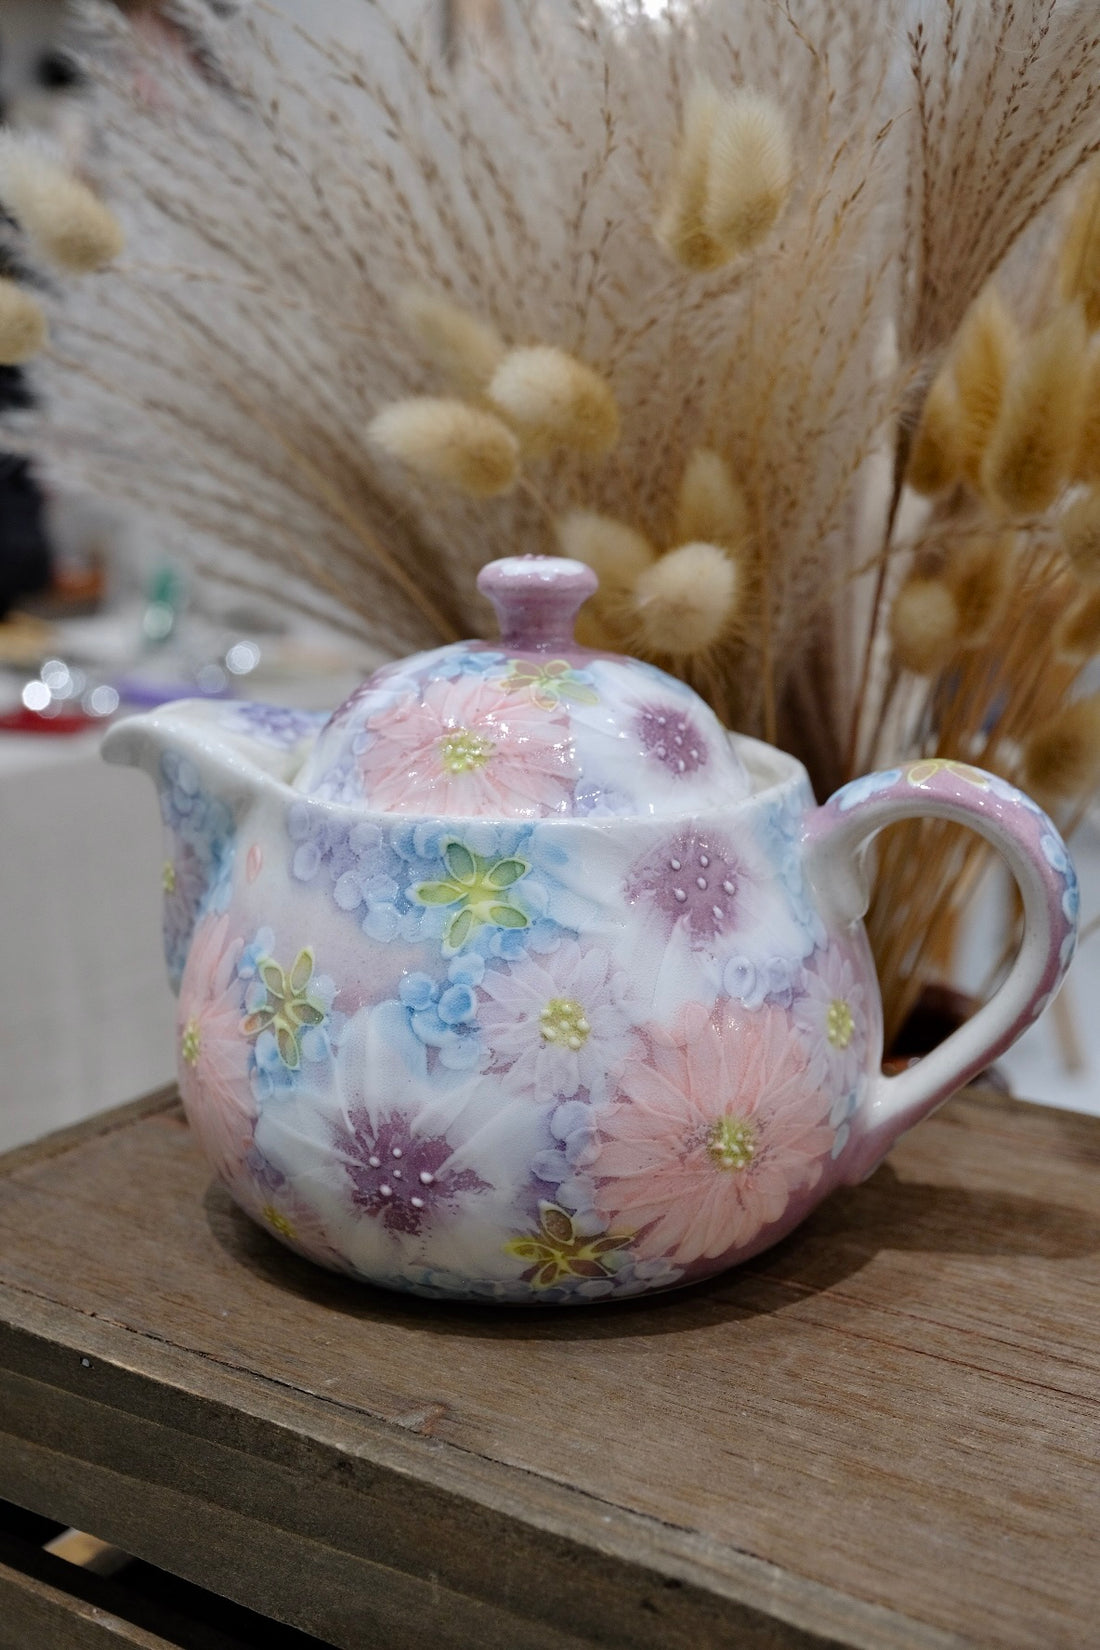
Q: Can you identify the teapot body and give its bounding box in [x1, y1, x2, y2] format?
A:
[156, 716, 883, 1303]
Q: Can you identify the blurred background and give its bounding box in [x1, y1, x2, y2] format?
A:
[0, 0, 1095, 1153]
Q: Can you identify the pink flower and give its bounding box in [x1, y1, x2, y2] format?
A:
[593, 1003, 834, 1265]
[357, 675, 578, 816]
[478, 940, 637, 1101]
[177, 913, 256, 1183]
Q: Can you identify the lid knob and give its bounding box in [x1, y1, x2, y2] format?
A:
[477, 555, 598, 649]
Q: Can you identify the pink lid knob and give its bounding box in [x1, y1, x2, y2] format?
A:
[477, 555, 598, 649]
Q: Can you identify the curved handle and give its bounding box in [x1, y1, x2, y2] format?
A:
[805, 759, 1079, 1181]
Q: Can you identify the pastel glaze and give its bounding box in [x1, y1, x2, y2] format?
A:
[103, 557, 1079, 1303]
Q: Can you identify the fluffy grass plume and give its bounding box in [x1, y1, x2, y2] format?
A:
[982, 306, 1087, 513]
[0, 137, 123, 273]
[397, 286, 506, 394]
[655, 82, 725, 272]
[367, 398, 519, 498]
[630, 542, 740, 658]
[889, 577, 960, 673]
[701, 89, 793, 257]
[487, 346, 620, 457]
[951, 287, 1018, 487]
[675, 449, 751, 551]
[0, 278, 46, 363]
[1023, 696, 1100, 799]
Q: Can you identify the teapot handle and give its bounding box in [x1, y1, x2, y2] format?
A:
[804, 760, 1079, 1182]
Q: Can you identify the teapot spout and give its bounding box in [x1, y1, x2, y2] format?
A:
[102, 697, 325, 993]
[102, 696, 326, 793]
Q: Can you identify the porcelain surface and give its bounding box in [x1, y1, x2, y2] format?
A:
[103, 558, 1079, 1303]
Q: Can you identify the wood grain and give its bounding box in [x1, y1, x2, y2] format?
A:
[0, 1087, 1096, 1649]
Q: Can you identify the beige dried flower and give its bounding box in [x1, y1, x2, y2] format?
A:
[555, 511, 656, 590]
[907, 371, 962, 496]
[889, 577, 960, 673]
[0, 277, 47, 363]
[1056, 588, 1100, 658]
[628, 542, 740, 659]
[702, 88, 793, 257]
[952, 287, 1019, 488]
[675, 449, 751, 550]
[488, 346, 620, 458]
[981, 305, 1086, 515]
[367, 397, 519, 497]
[944, 534, 1010, 642]
[1022, 695, 1100, 798]
[0, 141, 123, 274]
[655, 83, 725, 272]
[397, 286, 506, 394]
[1058, 489, 1100, 582]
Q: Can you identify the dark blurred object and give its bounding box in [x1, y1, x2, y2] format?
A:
[0, 451, 51, 619]
[35, 49, 84, 93]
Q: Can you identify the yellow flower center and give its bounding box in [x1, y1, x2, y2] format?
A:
[262, 1203, 297, 1241]
[706, 1115, 756, 1171]
[181, 1019, 201, 1065]
[162, 860, 176, 893]
[540, 996, 590, 1050]
[439, 727, 495, 774]
[827, 997, 854, 1049]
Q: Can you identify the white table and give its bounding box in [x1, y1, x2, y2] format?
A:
[0, 728, 176, 1152]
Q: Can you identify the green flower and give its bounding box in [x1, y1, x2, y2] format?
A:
[414, 840, 530, 951]
[501, 658, 600, 711]
[506, 1204, 632, 1290]
[239, 947, 326, 1070]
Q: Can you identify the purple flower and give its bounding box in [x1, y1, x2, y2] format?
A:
[634, 703, 709, 776]
[626, 829, 747, 944]
[329, 1107, 489, 1236]
[226, 702, 326, 749]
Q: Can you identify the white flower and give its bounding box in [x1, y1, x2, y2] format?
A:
[792, 944, 872, 1100]
[478, 939, 638, 1102]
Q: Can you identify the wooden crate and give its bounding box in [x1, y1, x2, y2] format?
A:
[0, 1085, 1097, 1649]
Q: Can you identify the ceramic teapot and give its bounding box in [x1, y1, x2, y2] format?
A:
[104, 556, 1079, 1304]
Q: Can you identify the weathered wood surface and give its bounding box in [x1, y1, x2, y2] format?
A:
[0, 1086, 1097, 1649]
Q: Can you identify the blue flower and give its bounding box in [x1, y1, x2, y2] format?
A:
[723, 954, 802, 1010]
[834, 769, 903, 811]
[389, 962, 484, 1073]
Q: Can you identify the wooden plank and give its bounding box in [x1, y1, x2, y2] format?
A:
[0, 1558, 181, 1650]
[0, 1087, 1096, 1649]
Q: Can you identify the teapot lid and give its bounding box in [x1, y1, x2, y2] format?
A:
[292, 556, 751, 818]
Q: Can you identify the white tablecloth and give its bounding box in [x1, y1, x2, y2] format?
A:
[0, 728, 176, 1151]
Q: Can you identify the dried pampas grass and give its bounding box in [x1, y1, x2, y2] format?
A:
[16, 0, 1100, 1043]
